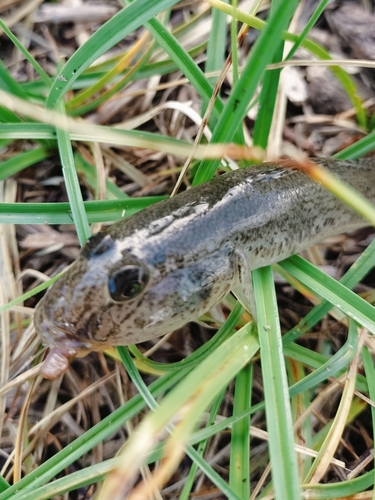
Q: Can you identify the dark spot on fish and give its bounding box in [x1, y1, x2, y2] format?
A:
[323, 217, 335, 227]
[82, 233, 115, 258]
[134, 317, 146, 328]
[75, 326, 90, 340]
[152, 250, 166, 265]
[120, 309, 136, 322]
[198, 283, 213, 302]
[75, 313, 99, 340]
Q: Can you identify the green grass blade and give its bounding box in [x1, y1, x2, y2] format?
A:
[209, 0, 366, 128]
[0, 60, 29, 100]
[74, 153, 129, 200]
[0, 123, 55, 139]
[252, 266, 300, 500]
[103, 322, 258, 499]
[284, 0, 331, 60]
[193, 0, 300, 185]
[279, 255, 375, 334]
[282, 237, 375, 345]
[252, 50, 283, 149]
[128, 302, 244, 373]
[0, 147, 51, 181]
[0, 197, 166, 224]
[229, 0, 240, 87]
[229, 363, 252, 498]
[361, 347, 375, 500]
[141, 18, 220, 117]
[333, 131, 375, 159]
[284, 323, 357, 396]
[0, 477, 9, 494]
[0, 20, 51, 87]
[0, 371, 187, 500]
[183, 448, 242, 500]
[303, 320, 360, 483]
[46, 0, 180, 108]
[118, 347, 243, 500]
[206, 3, 227, 83]
[286, 343, 368, 395]
[180, 388, 226, 500]
[0, 277, 62, 315]
[302, 470, 375, 498]
[0, 121, 219, 157]
[55, 100, 90, 244]
[252, 0, 284, 149]
[1, 463, 110, 500]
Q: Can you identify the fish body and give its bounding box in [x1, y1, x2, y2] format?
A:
[34, 158, 375, 378]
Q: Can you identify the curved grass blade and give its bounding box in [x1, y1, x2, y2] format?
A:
[0, 20, 50, 88]
[284, 324, 357, 396]
[284, 0, 331, 61]
[0, 147, 51, 181]
[304, 321, 362, 483]
[279, 255, 375, 334]
[0, 60, 29, 100]
[302, 469, 375, 498]
[333, 130, 375, 159]
[282, 237, 375, 345]
[128, 302, 244, 373]
[46, 0, 180, 108]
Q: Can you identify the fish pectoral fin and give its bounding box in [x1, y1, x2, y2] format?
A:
[231, 252, 256, 320]
[231, 281, 256, 320]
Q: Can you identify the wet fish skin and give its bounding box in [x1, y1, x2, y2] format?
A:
[34, 158, 375, 378]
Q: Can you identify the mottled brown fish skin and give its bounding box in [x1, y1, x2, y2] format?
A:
[34, 159, 375, 378]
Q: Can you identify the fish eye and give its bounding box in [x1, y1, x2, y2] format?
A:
[108, 265, 149, 302]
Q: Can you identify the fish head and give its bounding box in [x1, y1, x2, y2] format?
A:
[35, 229, 235, 378]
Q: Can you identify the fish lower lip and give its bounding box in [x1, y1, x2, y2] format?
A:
[34, 303, 114, 379]
[34, 304, 93, 352]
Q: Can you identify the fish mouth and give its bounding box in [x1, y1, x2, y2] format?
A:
[34, 301, 92, 352]
[34, 301, 110, 379]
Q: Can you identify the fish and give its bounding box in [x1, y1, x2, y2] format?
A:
[34, 158, 375, 378]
